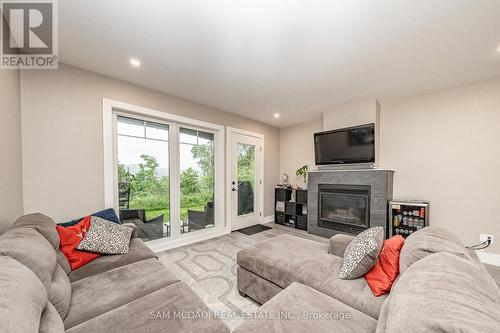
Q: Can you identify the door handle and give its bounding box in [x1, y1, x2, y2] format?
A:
[232, 188, 237, 192]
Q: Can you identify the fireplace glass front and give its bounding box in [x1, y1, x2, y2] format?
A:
[318, 184, 370, 234]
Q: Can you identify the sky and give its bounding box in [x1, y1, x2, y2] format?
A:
[117, 136, 209, 175]
[116, 116, 215, 176]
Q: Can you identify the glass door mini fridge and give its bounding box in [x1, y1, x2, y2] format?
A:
[389, 200, 429, 238]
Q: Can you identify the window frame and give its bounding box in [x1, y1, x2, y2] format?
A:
[103, 99, 226, 252]
[178, 124, 216, 229]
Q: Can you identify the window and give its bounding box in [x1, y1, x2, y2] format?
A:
[179, 128, 215, 234]
[104, 101, 224, 248]
[237, 143, 255, 215]
[117, 116, 170, 241]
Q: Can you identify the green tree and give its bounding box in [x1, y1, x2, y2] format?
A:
[191, 144, 215, 201]
[180, 167, 204, 208]
[117, 163, 131, 184]
[128, 155, 169, 213]
[191, 142, 255, 198]
[237, 144, 255, 185]
[132, 154, 161, 196]
[180, 167, 200, 195]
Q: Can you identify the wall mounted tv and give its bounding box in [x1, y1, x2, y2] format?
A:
[314, 123, 375, 165]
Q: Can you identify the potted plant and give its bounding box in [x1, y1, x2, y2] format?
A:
[296, 165, 308, 187]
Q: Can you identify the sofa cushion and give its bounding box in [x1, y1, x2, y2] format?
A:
[376, 252, 500, 333]
[340, 227, 384, 279]
[234, 282, 377, 333]
[122, 222, 139, 238]
[40, 302, 65, 333]
[330, 233, 355, 257]
[365, 235, 404, 296]
[64, 258, 180, 329]
[10, 213, 60, 249]
[69, 237, 157, 282]
[399, 226, 472, 273]
[56, 249, 72, 275]
[0, 256, 49, 333]
[316, 263, 387, 319]
[48, 264, 72, 319]
[57, 216, 101, 270]
[237, 234, 386, 319]
[0, 227, 57, 289]
[76, 216, 132, 254]
[238, 234, 330, 288]
[237, 266, 284, 305]
[65, 281, 229, 333]
[61, 208, 121, 227]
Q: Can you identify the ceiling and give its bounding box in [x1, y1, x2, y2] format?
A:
[59, 0, 500, 127]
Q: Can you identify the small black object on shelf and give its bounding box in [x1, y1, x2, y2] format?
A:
[275, 187, 308, 231]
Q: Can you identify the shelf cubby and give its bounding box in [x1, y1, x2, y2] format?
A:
[275, 187, 308, 231]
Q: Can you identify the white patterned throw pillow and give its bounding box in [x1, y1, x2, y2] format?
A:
[77, 216, 132, 254]
[339, 227, 384, 280]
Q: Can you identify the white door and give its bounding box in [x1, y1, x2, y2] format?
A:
[229, 129, 263, 231]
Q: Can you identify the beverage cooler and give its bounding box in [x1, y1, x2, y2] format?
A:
[389, 200, 429, 238]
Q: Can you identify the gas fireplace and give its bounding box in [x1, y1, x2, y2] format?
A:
[318, 184, 371, 234]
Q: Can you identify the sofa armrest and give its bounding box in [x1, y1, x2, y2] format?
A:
[329, 234, 355, 257]
[122, 223, 138, 238]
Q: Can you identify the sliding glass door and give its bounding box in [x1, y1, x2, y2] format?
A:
[116, 116, 170, 241]
[179, 127, 215, 235]
[114, 113, 219, 242]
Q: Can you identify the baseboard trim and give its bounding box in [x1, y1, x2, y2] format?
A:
[261, 215, 274, 224]
[146, 228, 231, 253]
[477, 251, 500, 267]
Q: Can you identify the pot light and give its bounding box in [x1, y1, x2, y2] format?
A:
[497, 45, 500, 53]
[273, 113, 280, 119]
[129, 58, 141, 67]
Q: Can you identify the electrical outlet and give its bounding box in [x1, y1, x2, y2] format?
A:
[479, 234, 494, 245]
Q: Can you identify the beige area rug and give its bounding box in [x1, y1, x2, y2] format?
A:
[157, 224, 327, 330]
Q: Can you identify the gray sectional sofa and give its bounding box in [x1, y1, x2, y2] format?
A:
[0, 213, 229, 333]
[235, 227, 500, 332]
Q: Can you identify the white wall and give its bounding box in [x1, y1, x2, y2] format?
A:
[0, 70, 23, 233]
[20, 64, 280, 222]
[280, 78, 500, 255]
[380, 78, 500, 255]
[322, 100, 379, 130]
[279, 119, 323, 186]
[322, 99, 380, 164]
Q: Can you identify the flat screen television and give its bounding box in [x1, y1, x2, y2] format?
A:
[314, 123, 375, 165]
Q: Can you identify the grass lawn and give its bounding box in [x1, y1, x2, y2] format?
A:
[145, 205, 206, 224]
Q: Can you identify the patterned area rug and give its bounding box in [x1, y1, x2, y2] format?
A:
[157, 225, 327, 330]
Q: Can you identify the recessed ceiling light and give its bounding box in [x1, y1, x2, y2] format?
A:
[130, 58, 141, 67]
[273, 113, 280, 119]
[497, 45, 500, 53]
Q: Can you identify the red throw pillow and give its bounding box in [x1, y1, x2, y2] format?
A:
[56, 216, 100, 270]
[365, 235, 404, 297]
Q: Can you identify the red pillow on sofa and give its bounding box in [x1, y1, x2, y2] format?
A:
[56, 216, 100, 270]
[365, 235, 404, 297]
